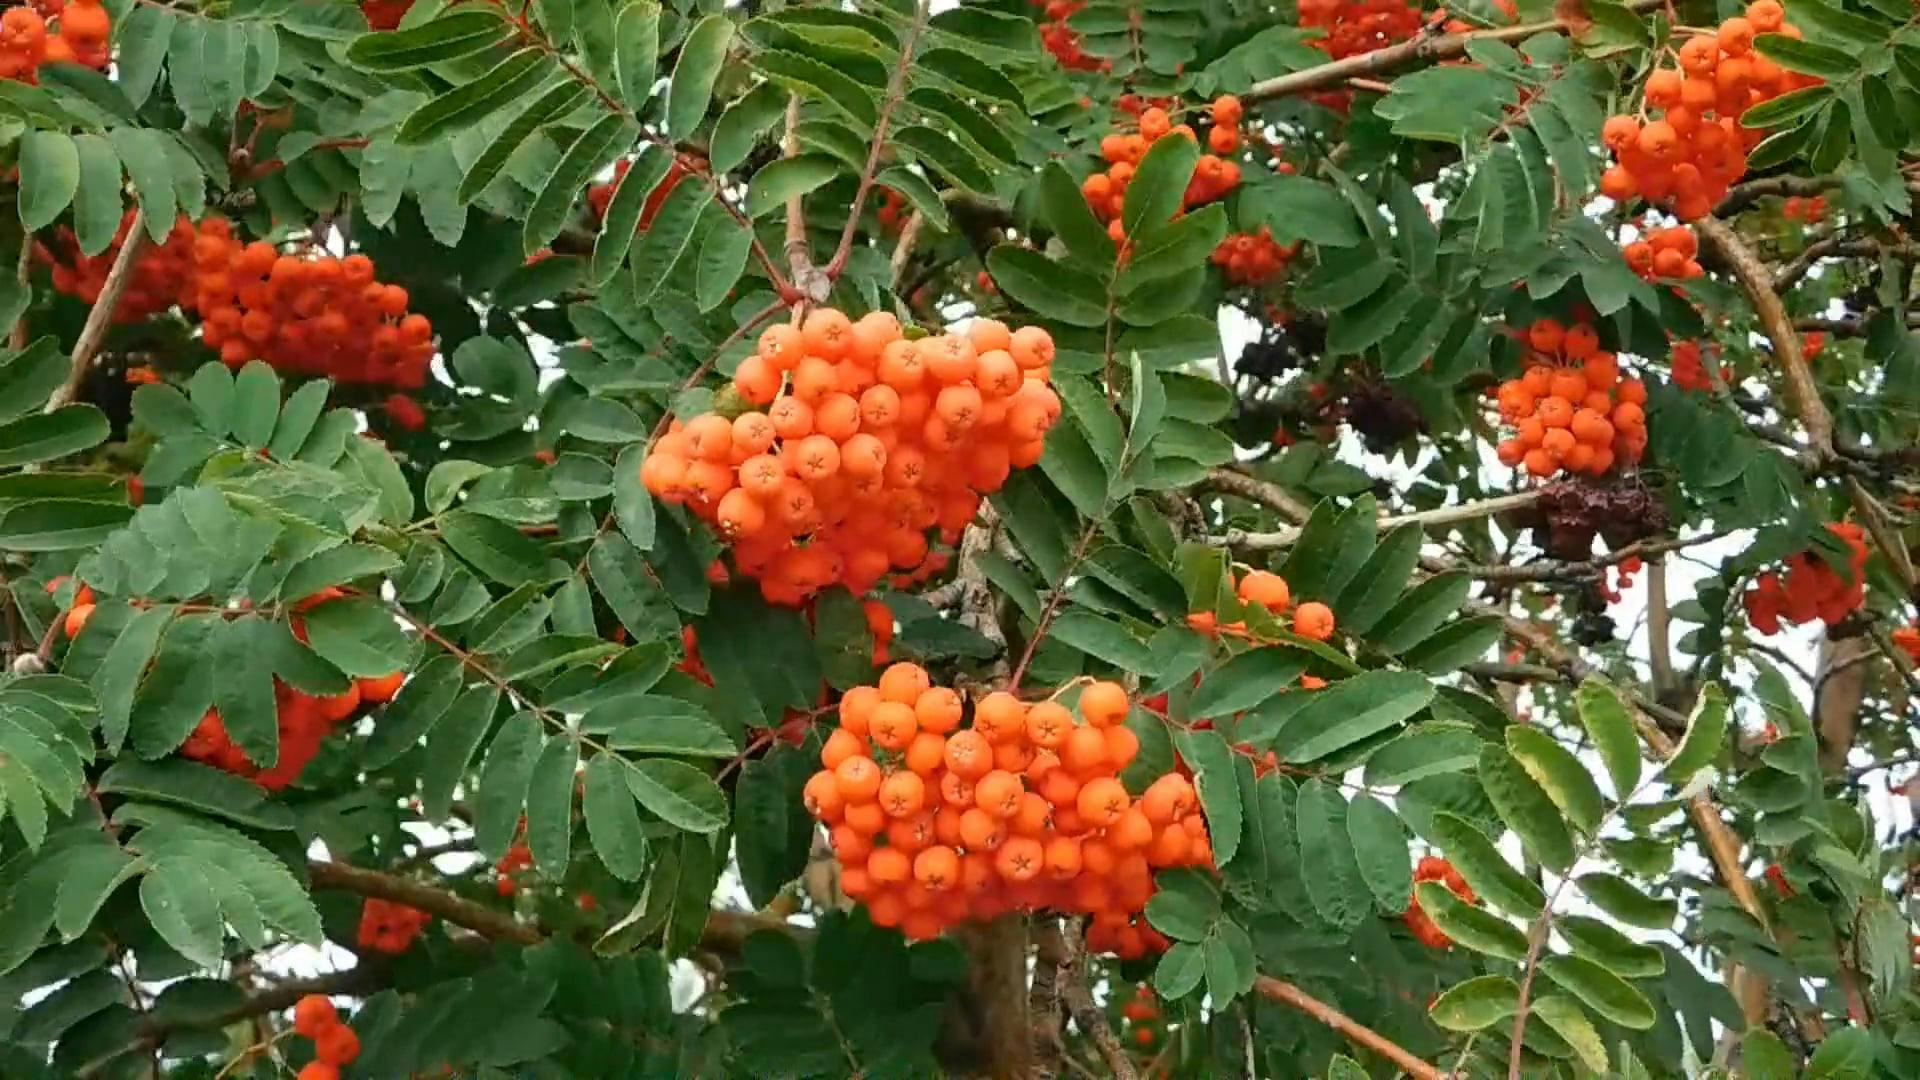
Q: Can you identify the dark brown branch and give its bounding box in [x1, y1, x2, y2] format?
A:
[1713, 174, 1839, 218]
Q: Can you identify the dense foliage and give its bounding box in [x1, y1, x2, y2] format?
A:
[0, 0, 1915, 1077]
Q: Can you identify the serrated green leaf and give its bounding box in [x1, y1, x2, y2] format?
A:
[1664, 681, 1726, 783]
[1278, 670, 1433, 764]
[1573, 678, 1641, 798]
[666, 15, 734, 141]
[1574, 872, 1677, 930]
[1428, 974, 1518, 1031]
[18, 131, 79, 232]
[1540, 954, 1655, 1029]
[525, 114, 637, 256]
[348, 10, 514, 71]
[398, 48, 551, 146]
[1506, 725, 1604, 835]
[624, 757, 727, 833]
[1479, 745, 1575, 871]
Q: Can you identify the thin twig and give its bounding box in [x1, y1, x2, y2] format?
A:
[889, 210, 926, 290]
[11, 228, 32, 350]
[1253, 976, 1442, 1080]
[823, 0, 930, 281]
[46, 209, 147, 413]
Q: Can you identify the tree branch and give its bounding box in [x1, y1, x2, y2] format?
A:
[823, 0, 929, 281]
[45, 209, 147, 413]
[781, 97, 829, 304]
[1713, 174, 1839, 218]
[1242, 0, 1663, 102]
[1694, 215, 1834, 460]
[1056, 929, 1137, 1080]
[1254, 976, 1442, 1080]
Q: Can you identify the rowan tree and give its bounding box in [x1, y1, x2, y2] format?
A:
[0, 0, 1915, 1077]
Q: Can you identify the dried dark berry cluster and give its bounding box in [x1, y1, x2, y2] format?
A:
[1343, 376, 1426, 452]
[1535, 477, 1670, 555]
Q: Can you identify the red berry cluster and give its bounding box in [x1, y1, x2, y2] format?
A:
[875, 187, 909, 232]
[1121, 985, 1163, 1051]
[496, 838, 533, 896]
[641, 310, 1060, 606]
[1210, 226, 1295, 287]
[356, 897, 430, 954]
[0, 0, 110, 83]
[1802, 330, 1826, 361]
[586, 156, 693, 229]
[1602, 554, 1644, 605]
[1599, 1, 1817, 220]
[1492, 319, 1649, 479]
[184, 670, 403, 791]
[1403, 855, 1475, 948]
[1782, 194, 1827, 223]
[291, 995, 359, 1080]
[1030, 0, 1107, 72]
[1622, 225, 1703, 281]
[1297, 0, 1420, 60]
[1669, 339, 1728, 392]
[1086, 96, 1245, 251]
[803, 665, 1210, 954]
[1742, 523, 1869, 633]
[1892, 625, 1920, 663]
[359, 0, 412, 30]
[38, 212, 199, 324]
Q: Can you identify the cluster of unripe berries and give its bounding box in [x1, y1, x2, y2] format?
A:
[356, 897, 430, 954]
[1211, 226, 1296, 287]
[291, 995, 359, 1080]
[42, 212, 435, 390]
[802, 664, 1212, 955]
[1622, 224, 1704, 281]
[1598, 2, 1816, 220]
[585, 156, 693, 230]
[0, 0, 111, 82]
[1030, 0, 1106, 72]
[1402, 855, 1475, 949]
[1085, 96, 1246, 249]
[1492, 319, 1649, 479]
[1669, 339, 1727, 393]
[641, 309, 1060, 606]
[1742, 522, 1868, 633]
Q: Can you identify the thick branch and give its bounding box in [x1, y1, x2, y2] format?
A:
[1773, 236, 1880, 294]
[310, 858, 541, 944]
[46, 210, 147, 413]
[781, 98, 829, 304]
[1713, 174, 1839, 218]
[1694, 215, 1834, 459]
[1057, 931, 1137, 1080]
[1254, 976, 1442, 1080]
[1243, 0, 1663, 102]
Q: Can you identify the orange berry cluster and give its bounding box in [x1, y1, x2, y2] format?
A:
[586, 156, 693, 230]
[356, 897, 430, 954]
[1297, 0, 1420, 60]
[1598, 1, 1816, 220]
[1403, 856, 1475, 948]
[291, 995, 359, 1080]
[1670, 339, 1727, 392]
[1893, 625, 1920, 664]
[186, 216, 435, 387]
[0, 0, 110, 83]
[1211, 226, 1296, 287]
[1782, 194, 1827, 223]
[47, 576, 96, 638]
[1742, 522, 1868, 633]
[1031, 0, 1107, 72]
[802, 664, 1211, 955]
[1622, 225, 1703, 281]
[641, 310, 1060, 606]
[359, 0, 413, 30]
[42, 212, 435, 388]
[1086, 96, 1245, 247]
[184, 671, 402, 791]
[38, 212, 199, 325]
[1492, 319, 1649, 479]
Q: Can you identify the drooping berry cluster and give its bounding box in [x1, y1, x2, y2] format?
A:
[0, 0, 111, 83]
[642, 310, 1060, 606]
[184, 670, 403, 791]
[1403, 856, 1475, 948]
[42, 212, 436, 389]
[1742, 523, 1869, 633]
[586, 156, 693, 229]
[1622, 224, 1704, 281]
[1030, 0, 1107, 72]
[1297, 0, 1421, 60]
[291, 995, 360, 1080]
[1493, 319, 1649, 479]
[1598, 1, 1817, 220]
[1211, 226, 1296, 287]
[356, 897, 430, 954]
[1669, 339, 1727, 392]
[1782, 194, 1827, 223]
[803, 664, 1211, 955]
[1085, 96, 1246, 248]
